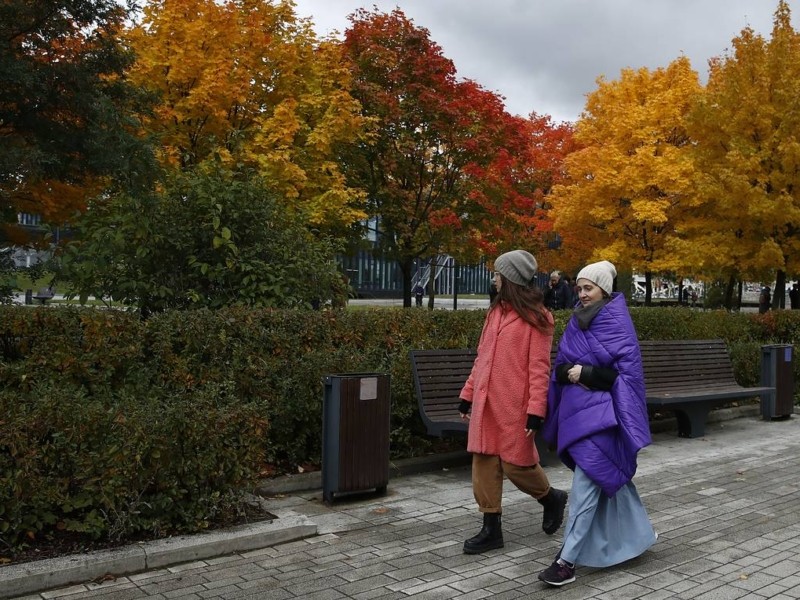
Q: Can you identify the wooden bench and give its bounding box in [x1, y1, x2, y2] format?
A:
[642, 339, 773, 438]
[409, 348, 552, 461]
[410, 339, 774, 442]
[410, 348, 477, 437]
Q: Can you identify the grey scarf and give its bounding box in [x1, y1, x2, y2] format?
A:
[573, 297, 611, 330]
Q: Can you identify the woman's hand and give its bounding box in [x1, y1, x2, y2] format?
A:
[525, 414, 542, 438]
[567, 364, 582, 384]
[458, 399, 471, 420]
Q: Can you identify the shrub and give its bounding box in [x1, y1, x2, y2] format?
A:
[2, 304, 798, 549]
[57, 166, 346, 313]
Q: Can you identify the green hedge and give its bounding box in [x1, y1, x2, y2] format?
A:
[1, 305, 797, 548]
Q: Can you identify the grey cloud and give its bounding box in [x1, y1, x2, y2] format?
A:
[294, 0, 796, 122]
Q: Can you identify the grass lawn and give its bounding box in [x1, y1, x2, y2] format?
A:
[7, 272, 55, 292]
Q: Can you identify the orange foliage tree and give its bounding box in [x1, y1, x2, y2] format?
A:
[550, 57, 702, 303]
[687, 0, 800, 307]
[126, 0, 369, 234]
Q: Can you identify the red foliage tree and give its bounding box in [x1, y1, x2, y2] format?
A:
[340, 8, 573, 305]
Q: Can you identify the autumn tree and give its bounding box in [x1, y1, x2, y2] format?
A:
[550, 57, 702, 303]
[463, 112, 576, 272]
[686, 0, 800, 308]
[0, 0, 156, 242]
[422, 89, 569, 268]
[340, 8, 564, 306]
[126, 0, 368, 235]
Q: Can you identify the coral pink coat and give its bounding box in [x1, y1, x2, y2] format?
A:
[460, 304, 554, 466]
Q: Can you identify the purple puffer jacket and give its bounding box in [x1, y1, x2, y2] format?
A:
[541, 292, 651, 497]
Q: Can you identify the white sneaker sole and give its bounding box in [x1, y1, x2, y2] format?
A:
[538, 572, 576, 586]
[539, 575, 576, 586]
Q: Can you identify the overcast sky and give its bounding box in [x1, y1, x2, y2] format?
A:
[291, 0, 798, 124]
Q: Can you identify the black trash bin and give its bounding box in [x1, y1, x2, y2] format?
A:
[760, 344, 795, 420]
[322, 373, 390, 504]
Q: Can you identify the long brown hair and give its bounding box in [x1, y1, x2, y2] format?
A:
[491, 274, 553, 333]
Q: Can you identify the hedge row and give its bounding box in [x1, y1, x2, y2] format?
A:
[1, 305, 797, 548]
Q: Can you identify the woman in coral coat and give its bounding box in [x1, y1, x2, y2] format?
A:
[458, 249, 568, 555]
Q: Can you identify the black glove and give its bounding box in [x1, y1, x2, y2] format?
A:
[555, 363, 575, 383]
[458, 399, 471, 415]
[526, 414, 543, 431]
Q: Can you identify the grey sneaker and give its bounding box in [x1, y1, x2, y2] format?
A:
[538, 558, 576, 586]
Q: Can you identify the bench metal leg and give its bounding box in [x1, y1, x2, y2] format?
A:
[674, 407, 708, 438]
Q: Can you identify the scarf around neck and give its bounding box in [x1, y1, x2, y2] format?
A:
[573, 297, 611, 330]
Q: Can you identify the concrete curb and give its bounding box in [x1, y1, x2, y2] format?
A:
[0, 516, 316, 600]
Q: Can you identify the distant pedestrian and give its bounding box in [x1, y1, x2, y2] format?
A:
[544, 270, 572, 311]
[413, 284, 424, 307]
[562, 275, 577, 308]
[759, 286, 771, 314]
[459, 249, 568, 555]
[790, 283, 799, 310]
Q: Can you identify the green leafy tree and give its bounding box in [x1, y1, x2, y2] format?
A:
[57, 165, 348, 314]
[0, 249, 14, 303]
[0, 0, 156, 242]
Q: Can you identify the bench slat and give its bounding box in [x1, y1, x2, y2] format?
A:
[409, 349, 476, 437]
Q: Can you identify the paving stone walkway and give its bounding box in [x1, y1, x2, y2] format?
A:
[10, 413, 800, 599]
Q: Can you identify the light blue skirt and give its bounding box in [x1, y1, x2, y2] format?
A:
[560, 466, 657, 568]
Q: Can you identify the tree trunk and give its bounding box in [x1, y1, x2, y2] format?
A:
[724, 275, 736, 311]
[644, 271, 652, 306]
[774, 270, 786, 309]
[736, 279, 743, 311]
[427, 255, 437, 310]
[400, 257, 413, 308]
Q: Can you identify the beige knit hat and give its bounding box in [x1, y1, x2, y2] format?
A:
[576, 260, 616, 295]
[494, 250, 538, 286]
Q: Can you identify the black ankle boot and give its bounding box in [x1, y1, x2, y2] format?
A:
[463, 512, 504, 554]
[538, 488, 568, 535]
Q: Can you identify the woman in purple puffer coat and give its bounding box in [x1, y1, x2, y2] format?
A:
[538, 260, 657, 587]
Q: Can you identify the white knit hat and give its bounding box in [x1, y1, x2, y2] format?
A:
[576, 260, 616, 295]
[494, 250, 538, 286]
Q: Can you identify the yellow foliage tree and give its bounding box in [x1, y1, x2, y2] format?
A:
[686, 0, 800, 306]
[126, 0, 369, 233]
[549, 57, 702, 302]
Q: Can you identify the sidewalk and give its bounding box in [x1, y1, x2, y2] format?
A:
[5, 412, 800, 599]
